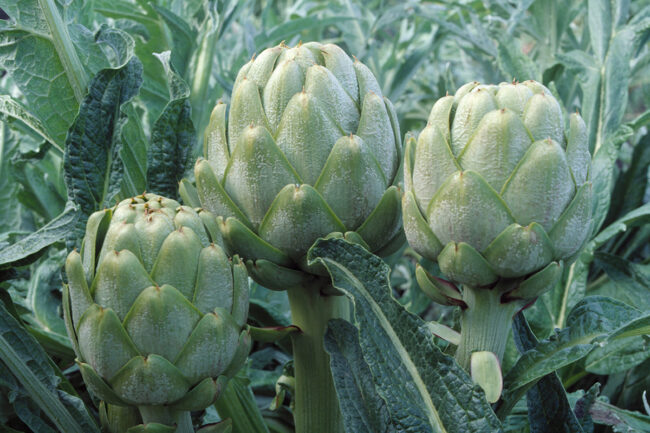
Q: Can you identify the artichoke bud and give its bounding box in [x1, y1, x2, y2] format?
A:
[63, 194, 249, 411]
[196, 42, 403, 283]
[404, 80, 593, 295]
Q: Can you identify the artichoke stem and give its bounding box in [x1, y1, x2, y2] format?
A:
[137, 406, 193, 433]
[288, 286, 348, 433]
[454, 285, 518, 371]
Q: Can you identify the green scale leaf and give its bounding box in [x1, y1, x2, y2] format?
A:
[259, 184, 345, 261]
[223, 125, 300, 230]
[273, 91, 342, 185]
[314, 135, 386, 230]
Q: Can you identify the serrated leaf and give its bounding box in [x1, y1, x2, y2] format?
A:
[0, 202, 78, 268]
[310, 238, 503, 433]
[574, 383, 600, 433]
[590, 399, 650, 432]
[0, 0, 128, 147]
[64, 55, 143, 248]
[146, 51, 195, 200]
[151, 5, 196, 77]
[324, 319, 393, 433]
[593, 253, 650, 311]
[0, 301, 98, 433]
[512, 313, 584, 433]
[496, 36, 540, 82]
[26, 253, 68, 338]
[94, 0, 170, 119]
[594, 203, 650, 247]
[607, 133, 650, 224]
[0, 96, 59, 152]
[499, 297, 640, 417]
[585, 336, 650, 375]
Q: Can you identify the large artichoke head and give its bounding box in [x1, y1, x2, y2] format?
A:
[63, 194, 250, 412]
[194, 42, 402, 288]
[403, 80, 592, 299]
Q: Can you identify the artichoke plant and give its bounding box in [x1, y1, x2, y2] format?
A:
[63, 193, 250, 432]
[403, 80, 592, 374]
[194, 41, 402, 289]
[192, 42, 402, 433]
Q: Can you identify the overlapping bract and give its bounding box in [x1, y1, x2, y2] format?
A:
[404, 81, 592, 298]
[194, 42, 402, 288]
[63, 194, 250, 410]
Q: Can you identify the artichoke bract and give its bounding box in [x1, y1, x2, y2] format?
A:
[403, 80, 592, 370]
[63, 194, 250, 429]
[194, 42, 402, 288]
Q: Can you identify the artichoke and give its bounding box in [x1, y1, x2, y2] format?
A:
[63, 194, 250, 429]
[403, 80, 592, 368]
[194, 42, 403, 288]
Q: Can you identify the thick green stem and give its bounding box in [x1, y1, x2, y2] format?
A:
[138, 406, 193, 433]
[190, 19, 218, 135]
[287, 286, 347, 433]
[454, 286, 518, 371]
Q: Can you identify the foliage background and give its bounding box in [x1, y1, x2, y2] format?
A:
[1, 0, 650, 432]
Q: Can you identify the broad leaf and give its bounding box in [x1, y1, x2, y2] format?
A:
[324, 319, 393, 433]
[593, 253, 650, 311]
[310, 238, 503, 433]
[0, 202, 77, 268]
[64, 53, 143, 247]
[0, 301, 98, 433]
[0, 0, 119, 147]
[499, 296, 640, 417]
[512, 313, 584, 432]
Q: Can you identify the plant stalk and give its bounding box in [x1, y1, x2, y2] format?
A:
[190, 17, 218, 136]
[287, 286, 347, 433]
[454, 285, 518, 371]
[138, 406, 193, 433]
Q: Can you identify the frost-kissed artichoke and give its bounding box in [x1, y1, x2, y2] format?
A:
[403, 81, 593, 370]
[63, 194, 250, 428]
[194, 42, 402, 288]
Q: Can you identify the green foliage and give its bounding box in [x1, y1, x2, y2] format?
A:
[1, 0, 650, 431]
[312, 238, 502, 433]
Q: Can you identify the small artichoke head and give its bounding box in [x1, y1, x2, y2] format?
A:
[63, 193, 250, 410]
[195, 42, 403, 287]
[403, 80, 592, 300]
